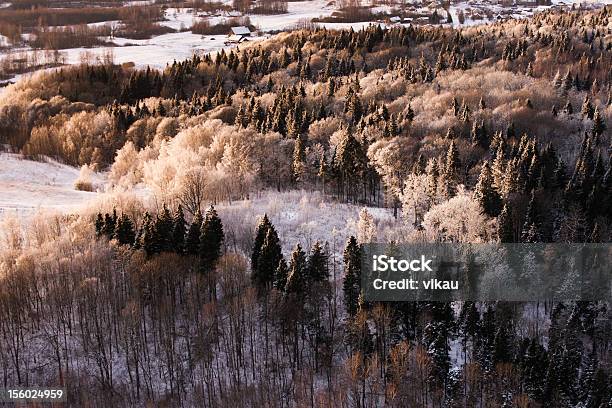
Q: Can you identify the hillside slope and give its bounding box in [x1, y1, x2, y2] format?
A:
[0, 153, 103, 212]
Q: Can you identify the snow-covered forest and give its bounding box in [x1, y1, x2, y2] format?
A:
[0, 4, 611, 407]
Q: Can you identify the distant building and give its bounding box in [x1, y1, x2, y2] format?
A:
[231, 26, 251, 37]
[226, 26, 252, 45]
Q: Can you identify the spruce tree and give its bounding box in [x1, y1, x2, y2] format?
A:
[251, 214, 272, 274]
[521, 192, 542, 243]
[424, 322, 450, 385]
[522, 339, 548, 402]
[115, 213, 136, 246]
[156, 205, 174, 252]
[172, 205, 186, 254]
[442, 140, 461, 197]
[459, 301, 480, 340]
[95, 213, 104, 237]
[185, 210, 202, 256]
[591, 106, 606, 137]
[102, 210, 117, 238]
[474, 161, 502, 217]
[337, 130, 367, 201]
[581, 95, 594, 119]
[256, 228, 283, 289]
[292, 135, 306, 183]
[405, 104, 415, 122]
[342, 236, 361, 318]
[477, 305, 497, 372]
[497, 203, 514, 243]
[141, 212, 159, 257]
[306, 241, 329, 282]
[274, 258, 288, 291]
[284, 244, 307, 295]
[199, 206, 224, 274]
[493, 323, 513, 364]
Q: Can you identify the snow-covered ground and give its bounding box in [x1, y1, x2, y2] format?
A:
[0, 153, 105, 214]
[214, 190, 397, 256]
[61, 31, 252, 71]
[161, 7, 199, 31]
[248, 0, 333, 30]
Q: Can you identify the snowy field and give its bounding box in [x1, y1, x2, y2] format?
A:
[0, 153, 105, 214]
[57, 32, 245, 71]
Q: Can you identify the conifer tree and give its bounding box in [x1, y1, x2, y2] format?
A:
[412, 154, 426, 175]
[492, 141, 506, 192]
[521, 192, 542, 243]
[591, 106, 606, 136]
[102, 209, 118, 238]
[306, 241, 329, 282]
[284, 244, 307, 295]
[493, 323, 513, 364]
[156, 205, 174, 252]
[141, 212, 159, 257]
[115, 213, 136, 246]
[441, 140, 461, 198]
[255, 228, 283, 289]
[479, 97, 486, 110]
[506, 122, 516, 139]
[477, 305, 497, 372]
[199, 206, 224, 274]
[497, 203, 514, 243]
[252, 214, 272, 272]
[343, 236, 361, 318]
[185, 210, 202, 256]
[172, 205, 186, 254]
[474, 161, 502, 217]
[522, 339, 548, 402]
[95, 213, 104, 237]
[458, 301, 480, 340]
[292, 135, 306, 183]
[424, 322, 450, 385]
[405, 104, 415, 122]
[337, 130, 366, 201]
[581, 95, 594, 119]
[346, 93, 363, 124]
[274, 258, 289, 291]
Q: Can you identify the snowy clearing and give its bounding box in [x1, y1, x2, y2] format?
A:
[0, 153, 105, 214]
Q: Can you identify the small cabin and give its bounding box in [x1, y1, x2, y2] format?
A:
[231, 26, 251, 38]
[226, 26, 252, 45]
